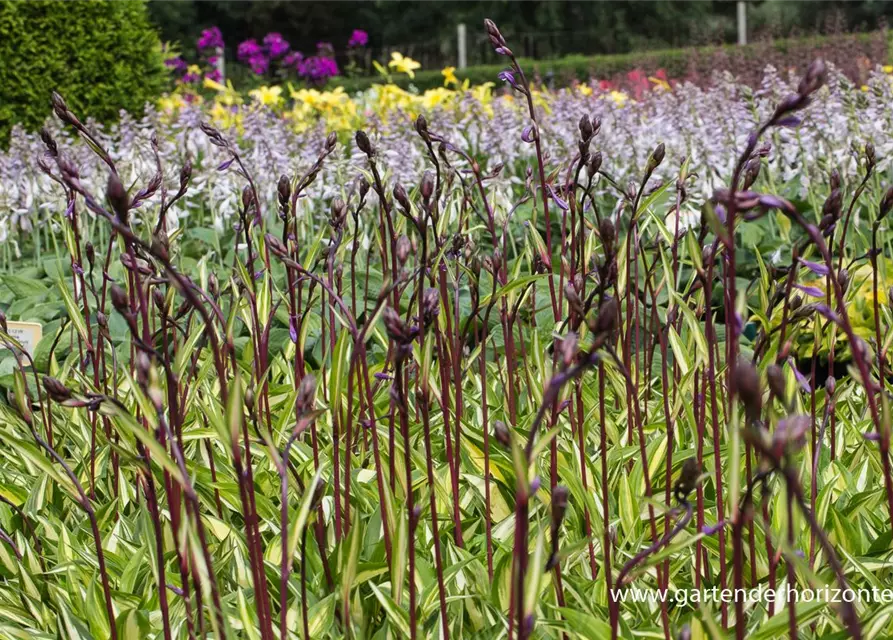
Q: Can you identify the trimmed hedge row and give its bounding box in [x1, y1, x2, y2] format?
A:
[328, 30, 889, 94]
[0, 0, 166, 143]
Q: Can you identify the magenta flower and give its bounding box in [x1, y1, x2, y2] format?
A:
[205, 69, 222, 83]
[299, 55, 339, 84]
[197, 27, 224, 51]
[264, 32, 290, 58]
[283, 51, 304, 69]
[248, 54, 270, 75]
[238, 39, 263, 62]
[164, 57, 187, 73]
[348, 29, 369, 48]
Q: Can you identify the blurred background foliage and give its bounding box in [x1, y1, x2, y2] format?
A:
[148, 0, 893, 66]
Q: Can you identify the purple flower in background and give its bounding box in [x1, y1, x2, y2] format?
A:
[316, 41, 335, 57]
[164, 56, 187, 73]
[299, 56, 339, 84]
[348, 29, 369, 48]
[248, 55, 270, 75]
[197, 26, 224, 51]
[264, 32, 290, 58]
[283, 51, 304, 69]
[182, 70, 201, 84]
[238, 39, 263, 62]
[205, 69, 222, 83]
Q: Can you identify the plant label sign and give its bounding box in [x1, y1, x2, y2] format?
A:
[2, 321, 42, 355]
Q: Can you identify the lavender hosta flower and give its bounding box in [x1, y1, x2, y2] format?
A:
[4, 63, 893, 240]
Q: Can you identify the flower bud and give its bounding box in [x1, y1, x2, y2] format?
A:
[551, 485, 570, 528]
[325, 132, 337, 152]
[766, 364, 786, 400]
[493, 420, 510, 448]
[278, 175, 291, 210]
[557, 332, 578, 367]
[415, 114, 428, 137]
[647, 142, 665, 172]
[798, 59, 826, 97]
[838, 268, 850, 294]
[865, 141, 877, 168]
[358, 176, 370, 199]
[241, 185, 255, 212]
[107, 173, 130, 225]
[825, 375, 836, 396]
[265, 233, 287, 257]
[578, 114, 593, 142]
[673, 458, 701, 501]
[43, 376, 73, 403]
[422, 288, 440, 328]
[880, 185, 893, 220]
[594, 297, 618, 335]
[355, 130, 374, 156]
[383, 307, 413, 344]
[773, 414, 810, 456]
[599, 217, 615, 252]
[829, 168, 841, 192]
[153, 288, 166, 312]
[735, 359, 763, 423]
[587, 151, 602, 177]
[297, 374, 317, 413]
[420, 170, 434, 202]
[110, 283, 129, 314]
[311, 477, 326, 508]
[179, 160, 192, 188]
[330, 198, 347, 229]
[396, 235, 412, 266]
[393, 182, 411, 212]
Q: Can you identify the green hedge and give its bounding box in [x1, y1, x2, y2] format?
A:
[0, 0, 165, 143]
[328, 31, 888, 94]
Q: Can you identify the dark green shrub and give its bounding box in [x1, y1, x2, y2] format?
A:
[0, 0, 165, 143]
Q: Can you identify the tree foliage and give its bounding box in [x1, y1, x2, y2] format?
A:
[0, 0, 165, 142]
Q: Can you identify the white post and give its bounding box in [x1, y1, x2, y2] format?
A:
[737, 1, 747, 46]
[457, 23, 467, 70]
[216, 46, 225, 83]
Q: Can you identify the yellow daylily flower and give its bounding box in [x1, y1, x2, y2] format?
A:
[649, 76, 671, 91]
[203, 77, 228, 92]
[608, 90, 629, 106]
[388, 52, 421, 78]
[249, 85, 283, 107]
[884, 65, 893, 74]
[442, 66, 459, 87]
